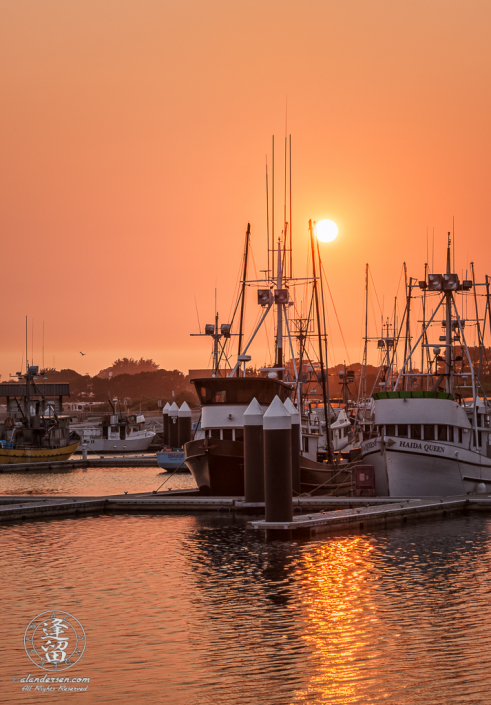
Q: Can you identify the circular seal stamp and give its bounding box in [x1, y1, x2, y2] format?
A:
[24, 611, 86, 671]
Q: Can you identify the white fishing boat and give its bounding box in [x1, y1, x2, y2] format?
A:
[361, 236, 491, 496]
[73, 411, 155, 453]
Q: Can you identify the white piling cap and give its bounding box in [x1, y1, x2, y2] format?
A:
[178, 401, 192, 417]
[284, 397, 300, 425]
[169, 401, 179, 416]
[163, 402, 171, 414]
[243, 397, 264, 426]
[263, 395, 292, 430]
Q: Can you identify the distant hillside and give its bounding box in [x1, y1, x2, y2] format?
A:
[97, 357, 160, 379]
[9, 366, 198, 410]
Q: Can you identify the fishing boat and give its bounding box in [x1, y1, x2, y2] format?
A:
[184, 211, 356, 496]
[0, 366, 80, 464]
[72, 402, 155, 453]
[361, 235, 491, 496]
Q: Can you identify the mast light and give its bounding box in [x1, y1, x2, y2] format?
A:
[257, 289, 273, 306]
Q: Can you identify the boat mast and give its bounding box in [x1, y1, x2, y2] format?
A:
[359, 263, 368, 402]
[309, 219, 333, 462]
[236, 223, 250, 374]
[275, 239, 283, 379]
[445, 233, 454, 396]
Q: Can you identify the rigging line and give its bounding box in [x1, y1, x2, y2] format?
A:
[368, 267, 383, 316]
[194, 295, 202, 334]
[395, 262, 405, 300]
[320, 260, 351, 365]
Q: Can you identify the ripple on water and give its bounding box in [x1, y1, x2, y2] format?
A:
[0, 510, 490, 704]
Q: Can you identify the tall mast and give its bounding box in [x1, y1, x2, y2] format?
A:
[421, 262, 427, 390]
[359, 263, 368, 402]
[309, 220, 333, 462]
[445, 233, 454, 395]
[276, 239, 283, 379]
[237, 223, 250, 372]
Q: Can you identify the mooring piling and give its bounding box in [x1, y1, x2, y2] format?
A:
[162, 402, 171, 445]
[284, 397, 301, 495]
[263, 395, 293, 539]
[168, 402, 179, 448]
[243, 397, 265, 503]
[178, 402, 192, 447]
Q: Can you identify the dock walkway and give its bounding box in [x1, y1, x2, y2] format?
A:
[1, 491, 491, 534]
[0, 454, 159, 472]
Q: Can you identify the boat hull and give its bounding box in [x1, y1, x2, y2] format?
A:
[362, 438, 491, 496]
[81, 436, 155, 453]
[0, 440, 80, 465]
[185, 438, 244, 495]
[184, 438, 353, 496]
[157, 450, 187, 471]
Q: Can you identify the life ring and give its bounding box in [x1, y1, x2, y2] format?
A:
[126, 426, 131, 436]
[4, 416, 14, 429]
[127, 415, 137, 424]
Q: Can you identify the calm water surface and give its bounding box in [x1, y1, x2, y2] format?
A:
[0, 469, 490, 703]
[0, 466, 197, 496]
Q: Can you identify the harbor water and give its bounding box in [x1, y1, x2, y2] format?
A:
[1, 468, 491, 703]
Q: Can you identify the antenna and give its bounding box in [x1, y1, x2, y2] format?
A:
[272, 135, 275, 280]
[26, 315, 28, 370]
[289, 134, 292, 279]
[432, 228, 435, 273]
[43, 321, 45, 369]
[266, 157, 270, 280]
[453, 215, 455, 271]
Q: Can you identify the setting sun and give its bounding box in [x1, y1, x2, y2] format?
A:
[316, 220, 339, 243]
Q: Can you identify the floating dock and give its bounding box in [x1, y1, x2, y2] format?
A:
[1, 491, 491, 534]
[0, 454, 159, 472]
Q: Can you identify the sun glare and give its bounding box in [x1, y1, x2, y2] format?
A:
[316, 219, 338, 243]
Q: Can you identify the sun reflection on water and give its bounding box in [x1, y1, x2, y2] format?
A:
[292, 537, 376, 704]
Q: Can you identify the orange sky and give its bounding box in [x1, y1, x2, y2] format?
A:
[1, 0, 491, 381]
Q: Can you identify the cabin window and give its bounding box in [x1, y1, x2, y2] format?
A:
[111, 426, 118, 433]
[437, 425, 448, 442]
[385, 424, 396, 437]
[423, 425, 435, 441]
[133, 426, 139, 432]
[410, 425, 422, 440]
[478, 431, 482, 447]
[303, 437, 309, 452]
[234, 429, 244, 442]
[210, 429, 220, 440]
[397, 424, 408, 438]
[458, 428, 463, 443]
[222, 429, 233, 441]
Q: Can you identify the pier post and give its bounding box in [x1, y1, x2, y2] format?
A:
[284, 398, 301, 495]
[162, 402, 170, 446]
[243, 397, 265, 503]
[263, 395, 292, 539]
[168, 402, 179, 448]
[178, 402, 192, 448]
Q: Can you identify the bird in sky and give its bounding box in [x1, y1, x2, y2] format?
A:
[80, 352, 86, 356]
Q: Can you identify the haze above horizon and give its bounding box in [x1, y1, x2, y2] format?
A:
[1, 0, 490, 380]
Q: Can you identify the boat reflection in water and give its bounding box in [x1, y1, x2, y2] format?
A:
[1, 508, 491, 702]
